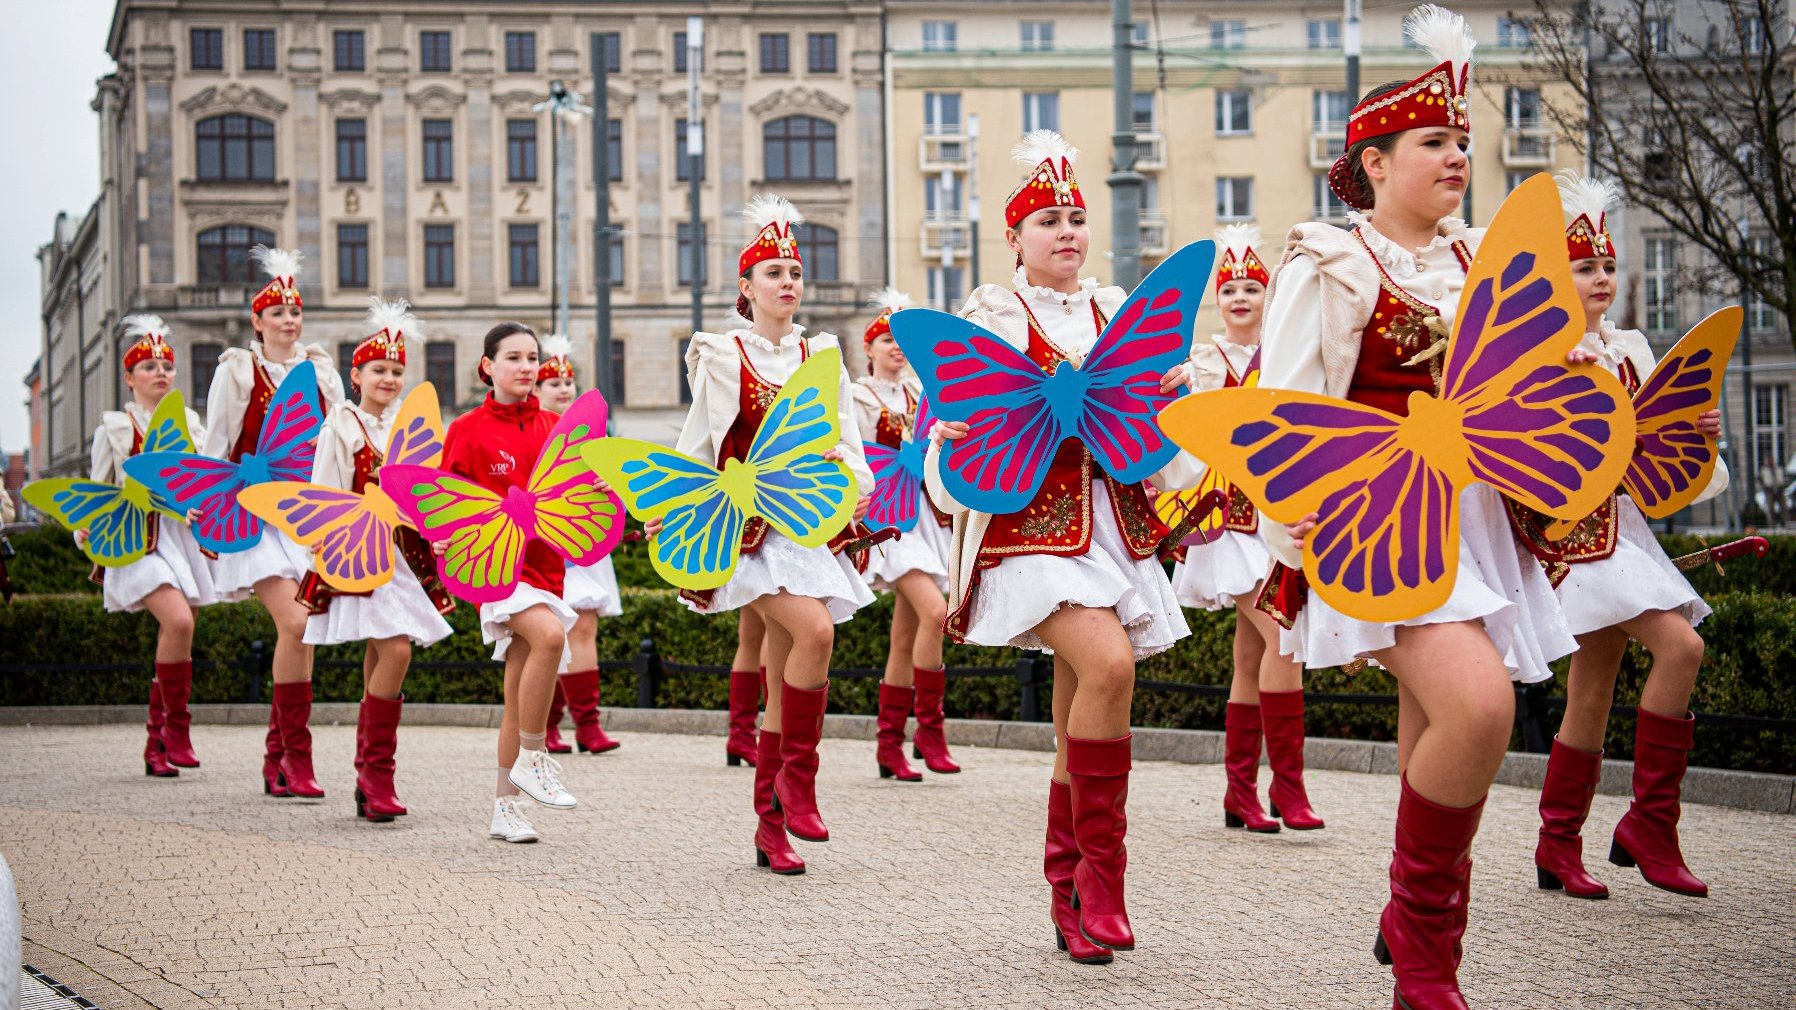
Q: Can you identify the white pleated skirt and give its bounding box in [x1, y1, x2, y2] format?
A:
[1171, 528, 1273, 611]
[479, 583, 577, 666]
[563, 557, 623, 617]
[681, 527, 875, 624]
[303, 560, 453, 648]
[101, 520, 215, 613]
[962, 483, 1190, 660]
[862, 514, 951, 592]
[209, 527, 311, 601]
[1555, 496, 1709, 635]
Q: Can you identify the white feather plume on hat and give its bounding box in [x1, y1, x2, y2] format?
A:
[1012, 130, 1079, 168]
[1555, 170, 1618, 224]
[1404, 4, 1476, 80]
[744, 193, 804, 230]
[1215, 223, 1263, 259]
[250, 245, 303, 281]
[121, 314, 170, 342]
[539, 333, 573, 361]
[364, 296, 421, 343]
[866, 286, 915, 317]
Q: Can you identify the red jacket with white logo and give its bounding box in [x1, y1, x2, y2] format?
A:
[439, 393, 565, 595]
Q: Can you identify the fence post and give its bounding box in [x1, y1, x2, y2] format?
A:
[1015, 651, 1046, 723]
[245, 639, 267, 704]
[633, 637, 662, 709]
[1516, 681, 1553, 754]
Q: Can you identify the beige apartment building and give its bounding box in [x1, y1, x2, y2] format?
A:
[883, 1, 1582, 337]
[37, 0, 886, 477]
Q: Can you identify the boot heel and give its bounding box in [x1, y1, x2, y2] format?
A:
[1055, 929, 1068, 952]
[756, 849, 770, 868]
[1608, 839, 1637, 868]
[1268, 801, 1281, 819]
[1224, 811, 1244, 828]
[912, 744, 922, 759]
[1373, 930, 1391, 966]
[879, 765, 894, 779]
[728, 753, 742, 767]
[1537, 866, 1564, 890]
[355, 789, 368, 820]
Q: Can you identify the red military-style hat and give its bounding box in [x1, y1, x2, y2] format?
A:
[1214, 224, 1270, 292]
[120, 314, 176, 371]
[862, 287, 916, 347]
[736, 194, 804, 321]
[250, 245, 303, 316]
[537, 334, 575, 382]
[1004, 130, 1084, 230]
[1558, 170, 1618, 261]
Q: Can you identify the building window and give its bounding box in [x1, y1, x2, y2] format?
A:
[195, 114, 276, 182]
[335, 119, 367, 182]
[507, 119, 538, 182]
[677, 222, 706, 288]
[605, 118, 624, 182]
[1496, 16, 1532, 48]
[195, 224, 276, 285]
[675, 118, 705, 181]
[1021, 20, 1055, 51]
[509, 223, 540, 287]
[243, 29, 277, 71]
[1755, 384, 1787, 473]
[1022, 92, 1059, 133]
[922, 20, 957, 52]
[807, 33, 837, 73]
[1643, 236, 1678, 332]
[673, 31, 696, 74]
[420, 30, 452, 72]
[1505, 170, 1530, 193]
[424, 224, 455, 288]
[1215, 89, 1253, 135]
[1306, 18, 1341, 49]
[1644, 16, 1672, 54]
[191, 28, 223, 70]
[924, 174, 961, 217]
[336, 342, 357, 397]
[595, 32, 622, 74]
[337, 223, 369, 288]
[505, 31, 536, 72]
[1132, 21, 1150, 46]
[763, 115, 836, 181]
[607, 231, 625, 287]
[610, 341, 628, 406]
[1216, 176, 1255, 221]
[928, 266, 966, 310]
[1211, 20, 1246, 49]
[1506, 87, 1542, 129]
[760, 33, 790, 73]
[333, 30, 365, 71]
[1132, 92, 1156, 132]
[1312, 89, 1351, 133]
[426, 343, 457, 405]
[1743, 15, 1766, 53]
[1140, 174, 1161, 213]
[792, 224, 838, 281]
[1313, 174, 1348, 221]
[1748, 235, 1777, 333]
[191, 343, 223, 407]
[924, 92, 962, 136]
[422, 119, 454, 183]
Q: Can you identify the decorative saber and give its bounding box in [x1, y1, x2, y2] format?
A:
[1163, 489, 1231, 549]
[1670, 535, 1769, 574]
[841, 527, 902, 556]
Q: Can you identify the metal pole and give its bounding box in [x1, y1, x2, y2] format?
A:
[968, 113, 981, 287]
[1345, 0, 1361, 104]
[550, 81, 572, 337]
[1108, 0, 1143, 289]
[687, 17, 705, 338]
[590, 34, 614, 408]
[940, 168, 955, 311]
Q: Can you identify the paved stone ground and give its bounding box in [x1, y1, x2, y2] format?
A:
[0, 724, 1790, 1010]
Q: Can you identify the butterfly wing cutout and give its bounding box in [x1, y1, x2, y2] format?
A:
[521, 389, 626, 567]
[743, 348, 857, 547]
[237, 482, 400, 593]
[21, 479, 150, 567]
[581, 438, 745, 591]
[1619, 307, 1738, 518]
[380, 464, 523, 603]
[384, 382, 447, 469]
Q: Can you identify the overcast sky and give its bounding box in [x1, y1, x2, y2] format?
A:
[0, 0, 116, 459]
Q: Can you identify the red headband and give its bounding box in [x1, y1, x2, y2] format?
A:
[123, 330, 175, 371]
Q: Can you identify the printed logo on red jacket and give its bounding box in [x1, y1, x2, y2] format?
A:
[490, 449, 516, 477]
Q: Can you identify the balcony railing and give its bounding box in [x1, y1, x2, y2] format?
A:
[1140, 211, 1168, 256]
[919, 130, 969, 172]
[921, 213, 971, 259]
[1309, 130, 1345, 170]
[1502, 127, 1555, 167]
[1133, 131, 1166, 170]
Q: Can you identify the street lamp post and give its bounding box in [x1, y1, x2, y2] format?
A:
[967, 113, 981, 288]
[687, 17, 705, 338]
[1108, 0, 1143, 290]
[590, 35, 615, 408]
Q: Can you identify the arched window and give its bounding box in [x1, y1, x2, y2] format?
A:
[196, 113, 276, 181]
[196, 224, 276, 284]
[763, 115, 836, 181]
[792, 224, 838, 281]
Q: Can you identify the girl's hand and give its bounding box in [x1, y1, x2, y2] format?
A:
[853, 496, 870, 521]
[822, 446, 846, 462]
[591, 478, 612, 495]
[644, 517, 664, 539]
[1159, 364, 1191, 396]
[432, 540, 449, 557]
[1697, 408, 1721, 439]
[73, 528, 89, 546]
[1565, 348, 1600, 366]
[1286, 512, 1319, 551]
[185, 508, 202, 526]
[933, 420, 971, 444]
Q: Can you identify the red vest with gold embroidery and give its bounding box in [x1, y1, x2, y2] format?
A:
[229, 357, 280, 462]
[1220, 346, 1262, 534]
[1348, 231, 1474, 418]
[945, 296, 1169, 641]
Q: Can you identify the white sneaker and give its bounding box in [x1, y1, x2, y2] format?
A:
[489, 796, 540, 843]
[508, 749, 577, 809]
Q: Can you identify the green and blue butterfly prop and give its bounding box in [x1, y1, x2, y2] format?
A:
[581, 347, 858, 591]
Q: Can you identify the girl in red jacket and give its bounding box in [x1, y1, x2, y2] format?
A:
[438, 322, 578, 843]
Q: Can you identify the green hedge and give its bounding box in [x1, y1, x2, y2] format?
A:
[4, 587, 1791, 775]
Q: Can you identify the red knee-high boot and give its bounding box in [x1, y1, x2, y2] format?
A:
[1535, 738, 1609, 898]
[1068, 733, 1134, 952]
[144, 678, 178, 778]
[876, 683, 922, 781]
[262, 702, 287, 796]
[156, 660, 199, 767]
[545, 681, 572, 754]
[356, 694, 406, 821]
[753, 729, 805, 874]
[562, 668, 620, 753]
[1045, 780, 1113, 964]
[272, 681, 324, 799]
[773, 680, 830, 842]
[1222, 702, 1278, 832]
[910, 666, 960, 773]
[1261, 689, 1324, 830]
[1374, 776, 1483, 1010]
[725, 668, 762, 767]
[1609, 709, 1707, 897]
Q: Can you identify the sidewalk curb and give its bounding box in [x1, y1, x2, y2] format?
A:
[3, 704, 1790, 815]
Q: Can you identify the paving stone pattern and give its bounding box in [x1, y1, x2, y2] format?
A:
[0, 725, 1790, 1009]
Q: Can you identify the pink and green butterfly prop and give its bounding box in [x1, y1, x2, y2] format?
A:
[382, 390, 626, 604]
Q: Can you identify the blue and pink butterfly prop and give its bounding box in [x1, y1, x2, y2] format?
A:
[123, 360, 327, 554]
[889, 240, 1215, 514]
[863, 395, 937, 533]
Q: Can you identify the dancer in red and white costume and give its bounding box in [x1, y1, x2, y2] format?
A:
[201, 247, 343, 800]
[1257, 7, 1593, 1006]
[1523, 171, 1724, 900]
[927, 131, 1200, 964]
[1169, 225, 1321, 833]
[87, 316, 215, 777]
[534, 335, 624, 757]
[851, 288, 957, 781]
[299, 299, 455, 821]
[666, 194, 875, 875]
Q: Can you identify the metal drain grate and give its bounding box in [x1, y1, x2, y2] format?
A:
[19, 965, 97, 1010]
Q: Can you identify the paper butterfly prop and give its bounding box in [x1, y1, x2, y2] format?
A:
[889, 240, 1216, 514]
[123, 361, 327, 554]
[381, 390, 626, 604]
[1158, 174, 1638, 623]
[1154, 369, 1260, 547]
[236, 383, 447, 593]
[23, 391, 198, 568]
[580, 347, 857, 592]
[863, 395, 937, 533]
